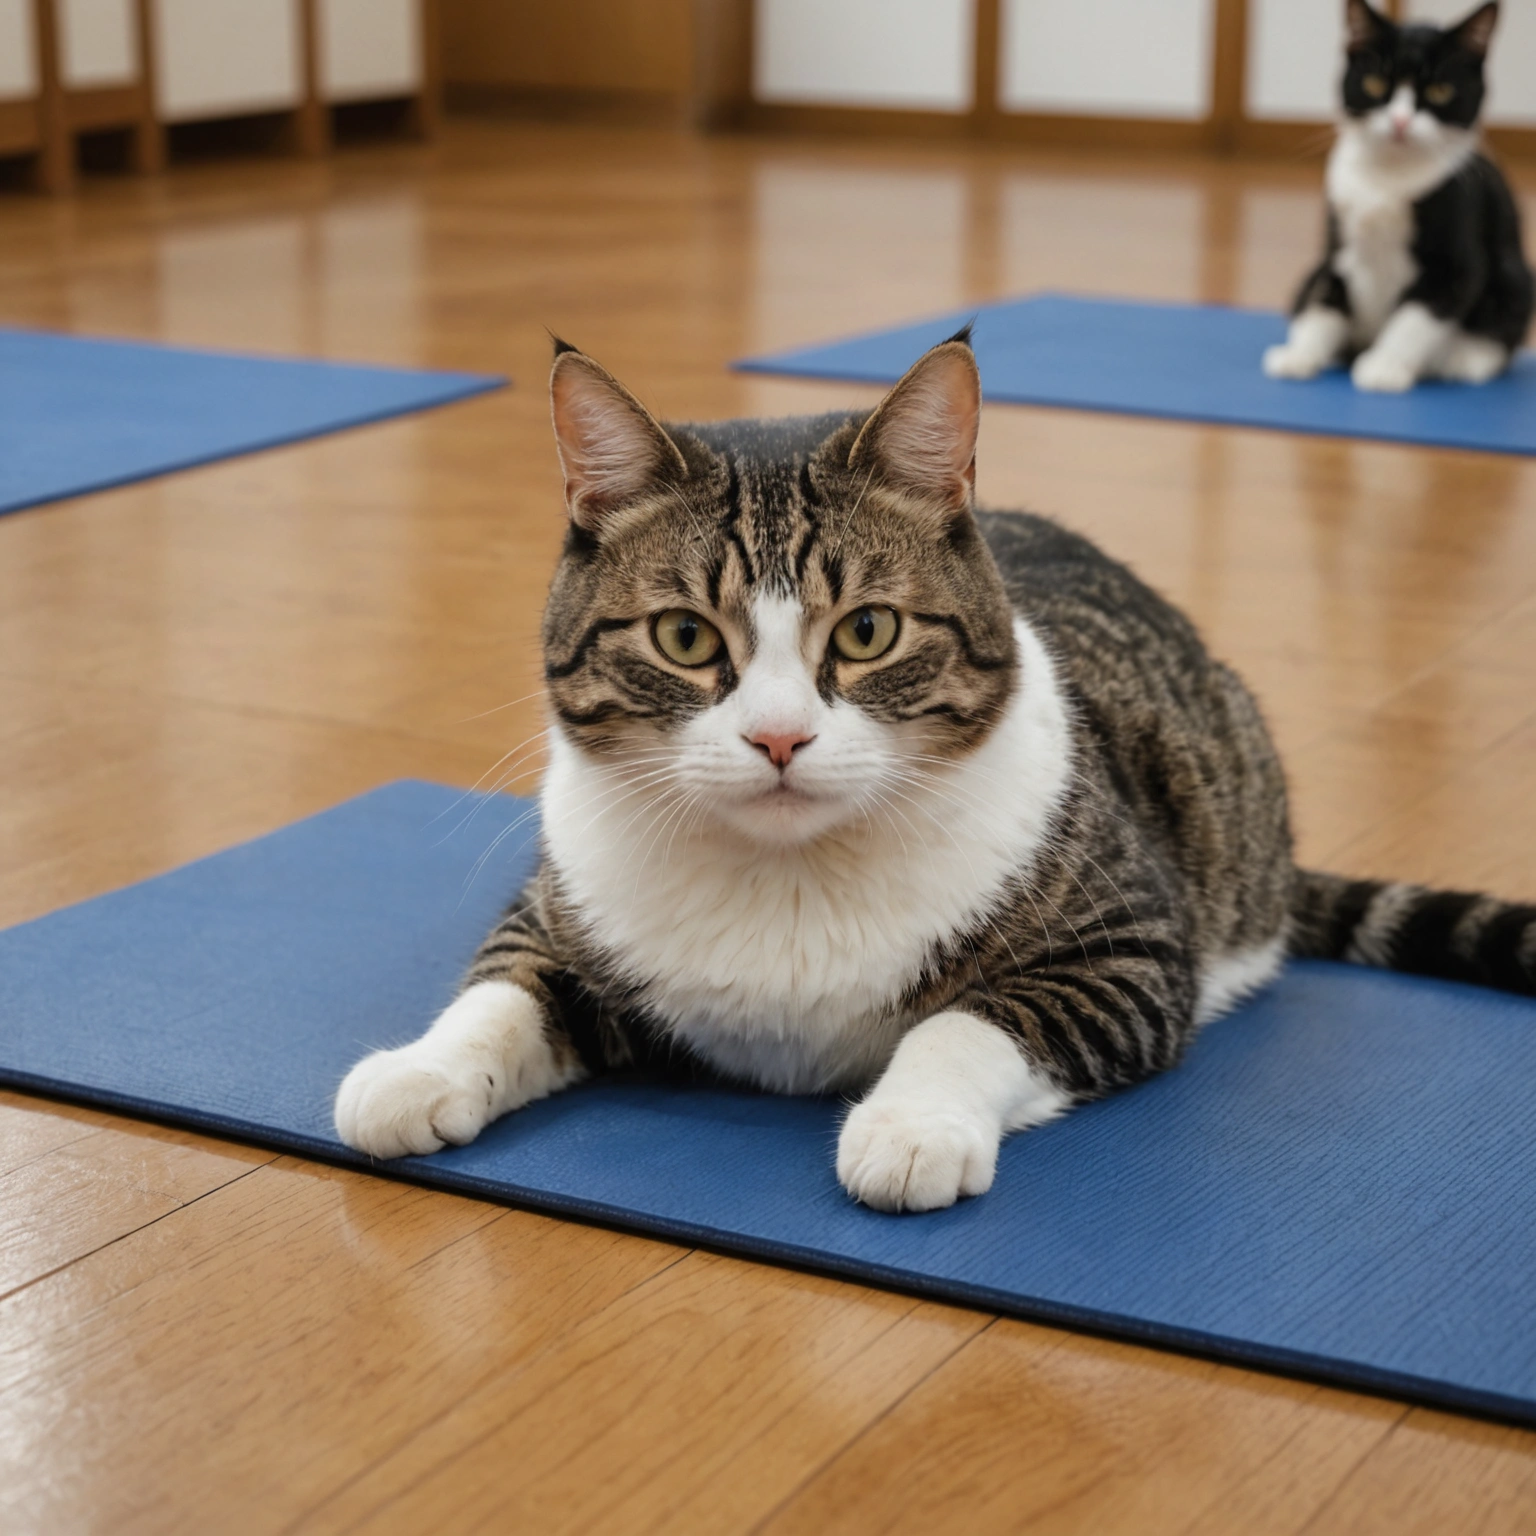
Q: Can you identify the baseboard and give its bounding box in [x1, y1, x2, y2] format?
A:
[1487, 125, 1536, 160]
[741, 101, 972, 140]
[1231, 119, 1336, 158]
[65, 85, 145, 133]
[0, 98, 41, 157]
[444, 83, 690, 129]
[987, 111, 1211, 153]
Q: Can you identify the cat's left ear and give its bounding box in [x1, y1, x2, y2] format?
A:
[848, 327, 980, 514]
[1450, 0, 1498, 56]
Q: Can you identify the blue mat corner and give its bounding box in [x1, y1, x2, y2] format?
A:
[736, 293, 1536, 456]
[3, 779, 1535, 1424]
[0, 328, 506, 516]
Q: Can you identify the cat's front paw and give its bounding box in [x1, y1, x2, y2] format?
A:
[1262, 343, 1325, 380]
[837, 1097, 999, 1213]
[1351, 349, 1416, 393]
[1436, 334, 1508, 385]
[334, 981, 579, 1160]
[334, 1044, 497, 1159]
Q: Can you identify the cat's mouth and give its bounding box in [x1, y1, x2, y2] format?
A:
[752, 780, 819, 806]
[710, 775, 857, 846]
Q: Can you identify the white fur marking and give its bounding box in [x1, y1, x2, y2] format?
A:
[1352, 301, 1456, 392]
[541, 614, 1072, 1094]
[1264, 308, 1350, 380]
[334, 981, 580, 1158]
[1195, 936, 1287, 1026]
[837, 1010, 1069, 1212]
[1435, 330, 1509, 384]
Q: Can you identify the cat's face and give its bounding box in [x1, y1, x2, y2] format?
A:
[1341, 0, 1496, 151]
[539, 337, 1019, 847]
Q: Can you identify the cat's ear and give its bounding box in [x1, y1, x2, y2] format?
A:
[549, 341, 688, 531]
[1449, 1, 1498, 56]
[848, 328, 980, 514]
[1345, 0, 1389, 49]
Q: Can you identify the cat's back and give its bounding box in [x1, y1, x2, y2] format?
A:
[979, 508, 1292, 959]
[977, 508, 1209, 684]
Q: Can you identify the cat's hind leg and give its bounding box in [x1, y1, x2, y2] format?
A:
[334, 980, 584, 1158]
[1433, 329, 1510, 384]
[1351, 303, 1456, 393]
[837, 1012, 1069, 1213]
[1263, 306, 1349, 380]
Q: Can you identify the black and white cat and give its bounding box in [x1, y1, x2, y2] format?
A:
[1264, 0, 1533, 392]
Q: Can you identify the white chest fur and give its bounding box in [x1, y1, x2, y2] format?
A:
[1324, 127, 1473, 347]
[539, 618, 1073, 1094]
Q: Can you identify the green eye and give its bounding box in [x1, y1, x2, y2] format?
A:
[831, 605, 899, 662]
[1424, 81, 1455, 106]
[1362, 73, 1389, 98]
[653, 609, 722, 667]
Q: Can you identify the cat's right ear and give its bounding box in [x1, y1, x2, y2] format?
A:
[549, 342, 688, 532]
[1345, 0, 1389, 49]
[847, 330, 981, 514]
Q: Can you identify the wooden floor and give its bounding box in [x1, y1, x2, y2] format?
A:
[3, 119, 1536, 1532]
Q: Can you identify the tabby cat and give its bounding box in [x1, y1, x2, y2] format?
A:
[335, 334, 1536, 1211]
[1264, 0, 1533, 392]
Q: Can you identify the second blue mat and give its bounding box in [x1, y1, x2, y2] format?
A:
[736, 293, 1536, 456]
[0, 328, 505, 517]
[2, 781, 1536, 1423]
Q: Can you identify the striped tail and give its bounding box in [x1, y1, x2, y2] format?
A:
[1290, 870, 1536, 996]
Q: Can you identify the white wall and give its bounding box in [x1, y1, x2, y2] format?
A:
[1247, 0, 1340, 120]
[153, 0, 302, 122]
[755, 0, 974, 112]
[0, 0, 38, 100]
[319, 0, 421, 103]
[1404, 0, 1536, 125]
[59, 0, 138, 89]
[1000, 0, 1214, 118]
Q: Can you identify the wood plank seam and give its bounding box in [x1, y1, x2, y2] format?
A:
[0, 1156, 274, 1307]
[748, 1314, 1006, 1533]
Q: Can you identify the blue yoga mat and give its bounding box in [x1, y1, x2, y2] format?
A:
[0, 328, 505, 517]
[736, 293, 1536, 456]
[3, 779, 1535, 1423]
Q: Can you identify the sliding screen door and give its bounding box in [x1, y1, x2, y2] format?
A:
[999, 0, 1214, 119]
[754, 0, 975, 112]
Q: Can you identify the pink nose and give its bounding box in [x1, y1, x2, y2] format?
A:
[748, 729, 815, 768]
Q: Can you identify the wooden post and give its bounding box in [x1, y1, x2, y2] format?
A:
[690, 0, 753, 131]
[405, 0, 440, 140]
[32, 0, 74, 192]
[293, 0, 330, 156]
[1208, 0, 1248, 153]
[131, 0, 165, 172]
[970, 0, 1001, 135]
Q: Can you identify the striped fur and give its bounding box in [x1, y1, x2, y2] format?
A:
[335, 334, 1533, 1204]
[1293, 871, 1535, 992]
[475, 340, 1534, 1094]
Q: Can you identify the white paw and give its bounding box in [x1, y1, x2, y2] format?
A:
[333, 981, 572, 1160]
[334, 1043, 499, 1159]
[837, 1097, 1000, 1213]
[1351, 349, 1417, 393]
[1263, 343, 1325, 380]
[1437, 337, 1507, 384]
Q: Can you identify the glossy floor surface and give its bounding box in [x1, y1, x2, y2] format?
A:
[2, 121, 1535, 1532]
